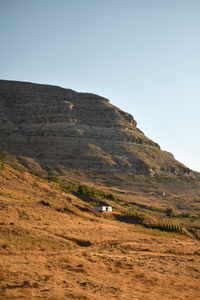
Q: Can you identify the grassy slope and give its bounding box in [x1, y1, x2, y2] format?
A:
[0, 162, 200, 299]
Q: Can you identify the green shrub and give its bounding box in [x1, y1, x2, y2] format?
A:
[177, 212, 190, 218]
[106, 193, 117, 201]
[77, 185, 118, 203]
[165, 208, 174, 217]
[0, 163, 5, 170]
[56, 206, 76, 215]
[39, 200, 51, 207]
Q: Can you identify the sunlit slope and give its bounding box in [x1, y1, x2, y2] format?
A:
[0, 79, 195, 178]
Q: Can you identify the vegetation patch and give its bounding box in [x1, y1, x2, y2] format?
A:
[115, 212, 192, 237]
[56, 206, 76, 215]
[38, 200, 51, 207]
[77, 185, 117, 204]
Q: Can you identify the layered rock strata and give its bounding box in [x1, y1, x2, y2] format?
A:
[0, 80, 192, 177]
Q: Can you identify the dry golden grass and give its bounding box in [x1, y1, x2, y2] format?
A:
[0, 164, 200, 299]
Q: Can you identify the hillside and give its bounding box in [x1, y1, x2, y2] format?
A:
[1, 79, 200, 211]
[0, 80, 200, 299]
[0, 163, 200, 300]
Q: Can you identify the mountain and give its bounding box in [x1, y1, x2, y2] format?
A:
[1, 161, 200, 300]
[1, 80, 200, 300]
[0, 79, 194, 179]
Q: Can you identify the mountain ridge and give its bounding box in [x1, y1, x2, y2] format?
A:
[0, 79, 194, 180]
[1, 80, 200, 300]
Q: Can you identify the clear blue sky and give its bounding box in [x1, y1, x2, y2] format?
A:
[1, 0, 200, 171]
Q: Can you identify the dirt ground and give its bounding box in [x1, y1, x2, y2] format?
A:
[0, 165, 200, 300]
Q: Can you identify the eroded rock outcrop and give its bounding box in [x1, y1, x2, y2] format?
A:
[0, 80, 192, 177]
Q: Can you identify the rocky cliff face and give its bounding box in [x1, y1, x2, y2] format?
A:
[0, 80, 193, 177]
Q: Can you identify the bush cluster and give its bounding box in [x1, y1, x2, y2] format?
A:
[39, 200, 51, 207]
[77, 185, 117, 202]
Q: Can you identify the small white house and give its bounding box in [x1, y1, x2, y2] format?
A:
[93, 206, 112, 212]
[159, 192, 166, 197]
